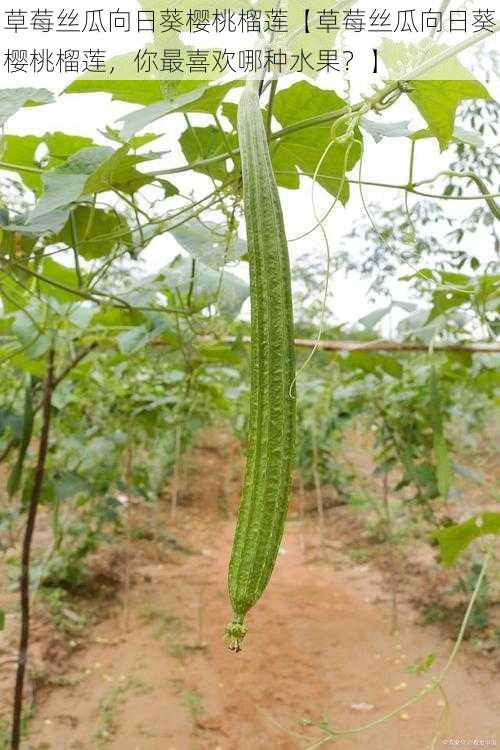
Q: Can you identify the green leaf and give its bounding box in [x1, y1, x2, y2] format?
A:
[177, 80, 244, 115]
[0, 208, 71, 236]
[0, 408, 24, 444]
[433, 513, 500, 566]
[0, 272, 30, 311]
[407, 652, 437, 674]
[52, 472, 90, 501]
[42, 131, 95, 162]
[83, 146, 163, 195]
[199, 344, 241, 365]
[38, 258, 81, 302]
[170, 218, 246, 269]
[11, 311, 50, 359]
[91, 307, 143, 329]
[338, 351, 403, 379]
[119, 86, 207, 140]
[162, 256, 249, 320]
[28, 146, 114, 220]
[117, 325, 151, 355]
[117, 319, 174, 355]
[0, 87, 54, 126]
[0, 130, 93, 199]
[272, 81, 362, 201]
[411, 126, 484, 148]
[10, 353, 47, 377]
[380, 40, 490, 149]
[221, 102, 238, 130]
[0, 135, 46, 194]
[180, 125, 237, 183]
[56, 206, 132, 260]
[358, 305, 392, 330]
[65, 77, 164, 105]
[430, 367, 452, 499]
[428, 285, 472, 322]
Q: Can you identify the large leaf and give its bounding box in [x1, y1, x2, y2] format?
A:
[272, 81, 362, 201]
[0, 135, 46, 194]
[11, 311, 50, 359]
[65, 77, 164, 105]
[38, 258, 82, 303]
[0, 132, 94, 195]
[0, 87, 54, 126]
[10, 353, 47, 377]
[160, 256, 249, 320]
[119, 80, 245, 140]
[119, 86, 207, 140]
[380, 40, 491, 149]
[433, 513, 500, 566]
[55, 206, 132, 260]
[52, 472, 91, 501]
[28, 146, 114, 220]
[83, 146, 165, 195]
[170, 218, 246, 269]
[118, 323, 167, 355]
[0, 208, 71, 236]
[177, 80, 244, 115]
[180, 125, 237, 183]
[119, 79, 242, 161]
[25, 143, 166, 222]
[0, 272, 30, 312]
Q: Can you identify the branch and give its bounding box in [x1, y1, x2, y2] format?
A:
[158, 336, 500, 353]
[11, 348, 55, 750]
[52, 342, 98, 389]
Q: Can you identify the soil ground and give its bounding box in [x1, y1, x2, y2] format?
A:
[1, 429, 499, 750]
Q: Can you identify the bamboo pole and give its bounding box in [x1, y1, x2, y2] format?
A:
[153, 336, 500, 353]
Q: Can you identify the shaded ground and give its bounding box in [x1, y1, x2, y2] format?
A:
[1, 430, 499, 749]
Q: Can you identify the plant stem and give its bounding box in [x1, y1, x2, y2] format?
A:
[0, 161, 45, 175]
[266, 77, 278, 143]
[70, 209, 83, 287]
[11, 348, 55, 750]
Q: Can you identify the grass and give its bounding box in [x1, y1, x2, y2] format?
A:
[182, 688, 204, 729]
[140, 605, 187, 660]
[92, 677, 149, 748]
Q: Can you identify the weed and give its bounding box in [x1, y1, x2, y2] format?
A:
[182, 688, 203, 727]
[349, 548, 371, 565]
[92, 677, 148, 748]
[418, 602, 448, 625]
[140, 606, 187, 659]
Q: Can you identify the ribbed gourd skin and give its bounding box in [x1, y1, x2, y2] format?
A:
[226, 81, 296, 650]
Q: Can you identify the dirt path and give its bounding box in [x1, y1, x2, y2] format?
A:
[25, 508, 498, 750]
[0, 432, 496, 749]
